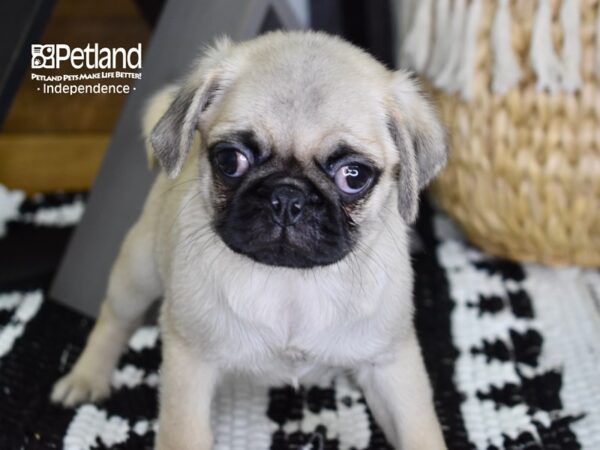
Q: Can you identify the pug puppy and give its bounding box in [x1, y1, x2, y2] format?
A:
[51, 31, 448, 450]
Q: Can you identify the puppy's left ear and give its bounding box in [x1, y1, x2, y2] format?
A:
[387, 71, 448, 224]
[148, 38, 232, 178]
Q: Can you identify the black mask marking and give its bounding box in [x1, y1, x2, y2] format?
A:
[212, 155, 356, 268]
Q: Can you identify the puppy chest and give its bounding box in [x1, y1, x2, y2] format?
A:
[174, 271, 394, 369]
[281, 344, 308, 362]
[235, 301, 389, 367]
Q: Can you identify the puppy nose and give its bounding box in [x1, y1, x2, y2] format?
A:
[270, 185, 306, 226]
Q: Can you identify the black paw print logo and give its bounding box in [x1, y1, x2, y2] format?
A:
[31, 45, 54, 69]
[32, 56, 44, 68]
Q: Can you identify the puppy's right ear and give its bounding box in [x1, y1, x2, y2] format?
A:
[387, 71, 448, 224]
[146, 38, 232, 178]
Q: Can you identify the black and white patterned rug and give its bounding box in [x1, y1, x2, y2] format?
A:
[0, 184, 599, 450]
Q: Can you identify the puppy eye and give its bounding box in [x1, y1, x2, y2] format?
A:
[334, 164, 372, 194]
[215, 147, 251, 178]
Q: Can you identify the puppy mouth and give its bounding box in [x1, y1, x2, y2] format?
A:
[223, 228, 331, 269]
[244, 247, 320, 269]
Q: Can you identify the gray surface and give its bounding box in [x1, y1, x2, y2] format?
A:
[51, 0, 304, 317]
[0, 0, 56, 126]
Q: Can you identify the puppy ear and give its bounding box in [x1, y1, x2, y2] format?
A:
[147, 38, 232, 178]
[142, 85, 179, 170]
[387, 71, 448, 223]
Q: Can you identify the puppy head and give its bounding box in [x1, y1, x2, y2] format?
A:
[148, 32, 447, 268]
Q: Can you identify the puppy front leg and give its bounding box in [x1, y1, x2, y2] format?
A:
[357, 336, 446, 450]
[156, 329, 218, 450]
[51, 220, 161, 406]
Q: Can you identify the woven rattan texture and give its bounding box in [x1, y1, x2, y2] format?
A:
[429, 0, 600, 266]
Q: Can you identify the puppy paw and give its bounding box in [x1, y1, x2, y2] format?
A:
[51, 370, 111, 407]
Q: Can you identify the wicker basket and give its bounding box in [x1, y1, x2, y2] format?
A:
[399, 0, 600, 266]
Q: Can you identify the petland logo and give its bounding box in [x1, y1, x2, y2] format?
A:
[31, 43, 142, 95]
[31, 44, 142, 70]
